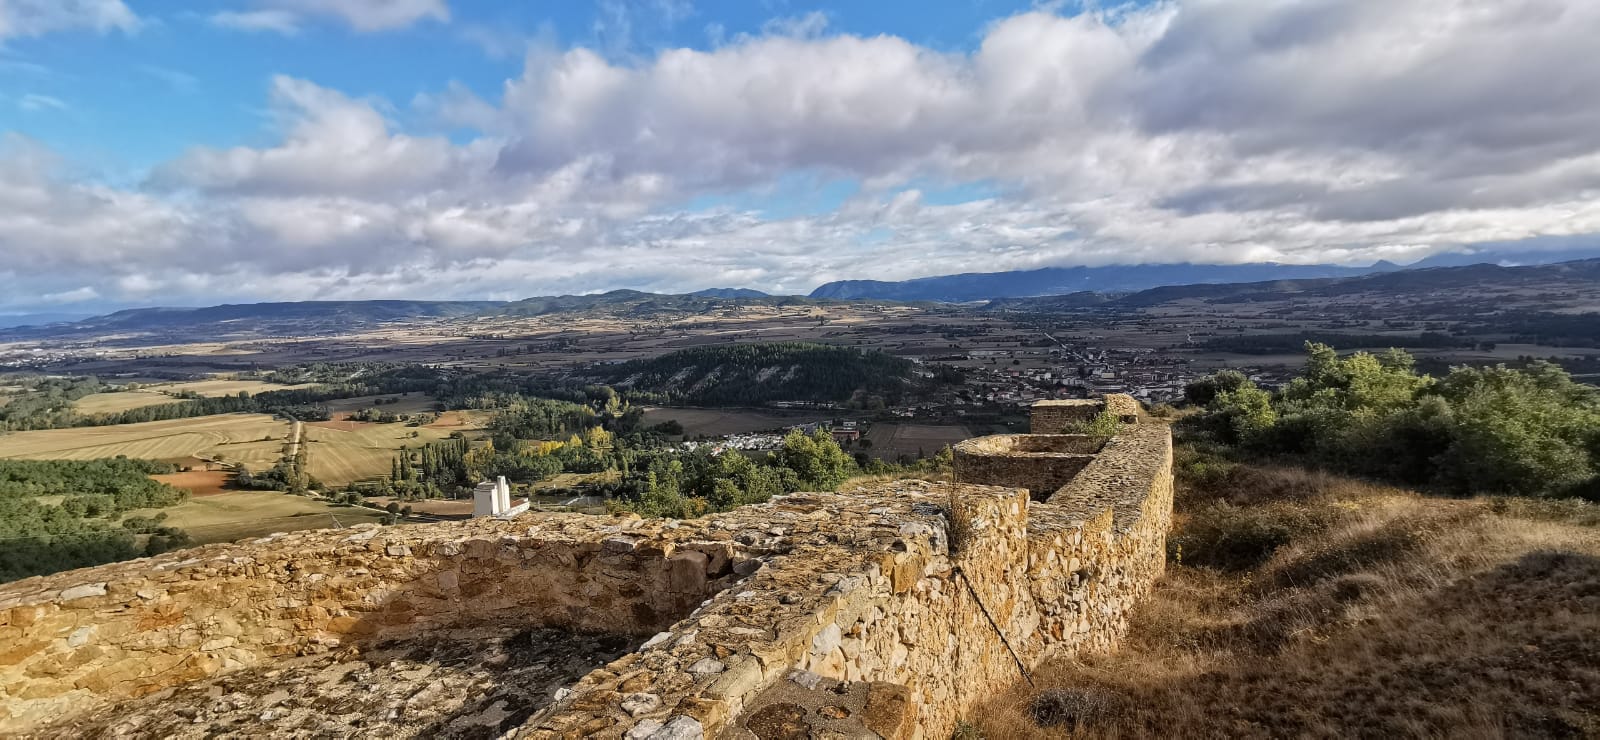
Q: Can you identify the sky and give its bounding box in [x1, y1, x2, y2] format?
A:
[1, 0, 1599, 313]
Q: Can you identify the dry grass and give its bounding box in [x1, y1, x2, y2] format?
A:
[969, 458, 1600, 739]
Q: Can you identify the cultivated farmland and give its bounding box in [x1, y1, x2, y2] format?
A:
[123, 491, 388, 545]
[0, 414, 290, 470]
[73, 391, 193, 415]
[302, 421, 464, 486]
[862, 423, 971, 460]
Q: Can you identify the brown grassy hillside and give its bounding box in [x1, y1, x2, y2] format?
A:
[968, 452, 1600, 739]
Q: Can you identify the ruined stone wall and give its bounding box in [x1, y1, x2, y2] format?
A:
[0, 395, 1174, 739]
[1030, 393, 1141, 433]
[951, 434, 1102, 499]
[529, 408, 1174, 739]
[0, 515, 754, 730]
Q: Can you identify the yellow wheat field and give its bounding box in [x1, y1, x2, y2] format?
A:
[301, 422, 461, 486]
[0, 414, 290, 470]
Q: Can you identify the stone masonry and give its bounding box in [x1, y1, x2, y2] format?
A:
[0, 394, 1172, 738]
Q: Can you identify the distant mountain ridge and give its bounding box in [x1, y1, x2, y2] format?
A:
[809, 247, 1600, 302]
[0, 300, 505, 341]
[809, 262, 1394, 302]
[985, 258, 1600, 311]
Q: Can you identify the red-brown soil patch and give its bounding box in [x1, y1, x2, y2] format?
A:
[151, 470, 232, 496]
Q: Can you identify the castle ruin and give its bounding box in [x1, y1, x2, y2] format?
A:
[0, 395, 1172, 738]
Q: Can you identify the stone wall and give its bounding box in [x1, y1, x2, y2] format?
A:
[0, 395, 1174, 739]
[1030, 393, 1141, 432]
[0, 515, 756, 730]
[951, 434, 1102, 500]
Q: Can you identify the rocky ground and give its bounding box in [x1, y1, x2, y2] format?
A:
[36, 627, 639, 739]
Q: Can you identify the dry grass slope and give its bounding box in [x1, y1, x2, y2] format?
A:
[970, 458, 1600, 739]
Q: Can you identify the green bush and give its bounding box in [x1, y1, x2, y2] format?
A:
[1184, 345, 1600, 498]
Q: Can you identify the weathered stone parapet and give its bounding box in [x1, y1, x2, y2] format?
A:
[951, 434, 1102, 500]
[1030, 393, 1141, 432]
[1030, 399, 1103, 433]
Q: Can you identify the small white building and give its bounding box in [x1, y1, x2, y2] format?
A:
[472, 476, 528, 519]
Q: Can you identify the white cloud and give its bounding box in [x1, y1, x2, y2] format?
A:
[0, 0, 136, 40]
[8, 0, 1600, 309]
[152, 76, 492, 197]
[209, 10, 300, 34]
[16, 92, 64, 111]
[213, 0, 448, 34]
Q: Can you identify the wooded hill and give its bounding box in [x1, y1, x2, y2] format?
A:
[600, 342, 922, 406]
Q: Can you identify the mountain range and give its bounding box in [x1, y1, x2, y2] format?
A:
[808, 246, 1600, 302]
[7, 249, 1600, 340]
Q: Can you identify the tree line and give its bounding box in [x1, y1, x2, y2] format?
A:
[1186, 343, 1600, 498]
[603, 342, 925, 406]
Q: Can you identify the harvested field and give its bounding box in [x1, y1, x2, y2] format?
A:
[0, 414, 290, 471]
[151, 470, 231, 496]
[639, 407, 824, 437]
[125, 491, 388, 544]
[323, 392, 439, 418]
[426, 410, 490, 430]
[863, 423, 971, 460]
[302, 422, 460, 486]
[73, 391, 190, 415]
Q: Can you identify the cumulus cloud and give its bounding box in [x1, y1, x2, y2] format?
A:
[8, 0, 1600, 309]
[211, 0, 448, 34]
[0, 0, 137, 40]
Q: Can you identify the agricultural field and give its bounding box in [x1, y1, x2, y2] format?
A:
[151, 469, 232, 496]
[0, 414, 290, 470]
[123, 491, 388, 545]
[639, 407, 825, 437]
[323, 391, 440, 418]
[302, 421, 463, 486]
[73, 390, 191, 415]
[862, 423, 972, 460]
